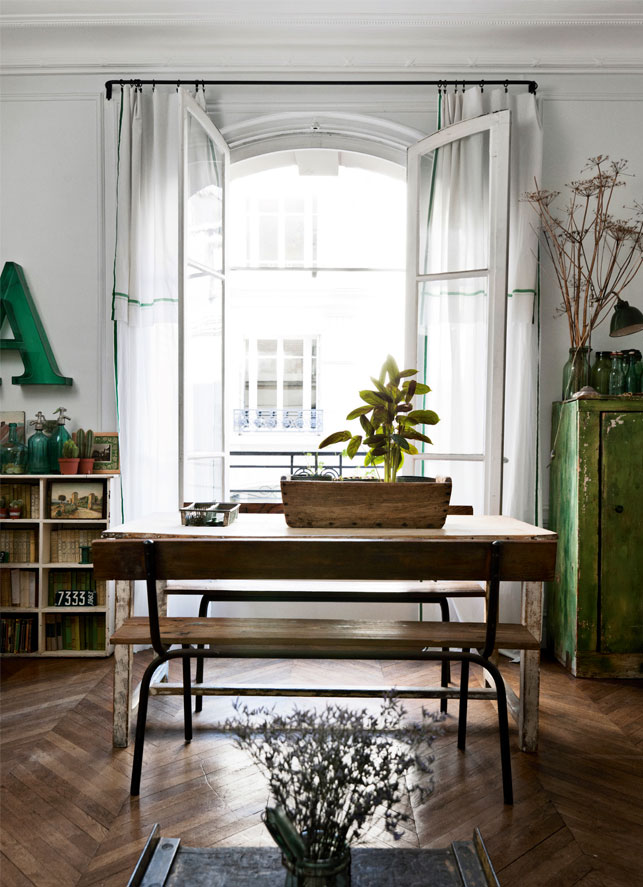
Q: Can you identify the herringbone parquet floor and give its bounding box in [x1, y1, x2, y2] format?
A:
[1, 653, 642, 886]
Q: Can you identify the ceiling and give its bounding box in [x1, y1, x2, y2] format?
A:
[1, 1, 642, 75]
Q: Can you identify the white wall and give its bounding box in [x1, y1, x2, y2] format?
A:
[2, 71, 643, 519]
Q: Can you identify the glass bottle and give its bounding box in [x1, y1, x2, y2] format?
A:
[48, 407, 71, 473]
[608, 352, 625, 395]
[562, 346, 590, 400]
[591, 351, 611, 395]
[631, 349, 643, 393]
[27, 411, 50, 474]
[1, 423, 28, 475]
[623, 350, 641, 394]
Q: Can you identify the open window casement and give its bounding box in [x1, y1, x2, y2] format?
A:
[178, 91, 231, 505]
[405, 110, 511, 515]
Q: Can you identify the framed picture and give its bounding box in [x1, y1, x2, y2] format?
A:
[0, 411, 26, 445]
[91, 433, 120, 474]
[49, 481, 105, 520]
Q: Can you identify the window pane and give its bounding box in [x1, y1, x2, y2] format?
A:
[284, 339, 303, 356]
[183, 275, 223, 454]
[258, 215, 278, 264]
[186, 112, 224, 272]
[183, 456, 224, 504]
[417, 277, 488, 453]
[418, 131, 490, 276]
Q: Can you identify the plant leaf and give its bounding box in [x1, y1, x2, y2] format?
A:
[346, 405, 373, 420]
[383, 354, 400, 386]
[370, 377, 393, 400]
[363, 433, 387, 446]
[403, 379, 417, 402]
[359, 414, 374, 435]
[407, 409, 440, 426]
[359, 389, 388, 407]
[398, 368, 418, 378]
[371, 409, 387, 429]
[391, 433, 410, 451]
[318, 430, 352, 449]
[347, 434, 362, 459]
[406, 442, 419, 455]
[402, 429, 434, 444]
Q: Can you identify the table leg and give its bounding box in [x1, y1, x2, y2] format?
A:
[113, 578, 134, 747]
[518, 580, 544, 752]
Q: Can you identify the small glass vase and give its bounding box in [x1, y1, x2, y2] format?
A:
[562, 347, 591, 400]
[282, 847, 351, 887]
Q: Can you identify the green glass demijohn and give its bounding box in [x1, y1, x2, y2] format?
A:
[608, 352, 625, 395]
[27, 411, 51, 474]
[562, 347, 590, 400]
[590, 351, 611, 395]
[1, 423, 28, 475]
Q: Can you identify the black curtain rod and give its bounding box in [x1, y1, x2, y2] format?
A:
[104, 78, 537, 101]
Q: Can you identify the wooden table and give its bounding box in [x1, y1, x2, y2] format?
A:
[103, 513, 556, 752]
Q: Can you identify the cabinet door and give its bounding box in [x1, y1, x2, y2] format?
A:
[600, 411, 643, 654]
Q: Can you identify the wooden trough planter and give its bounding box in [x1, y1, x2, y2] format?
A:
[280, 475, 452, 529]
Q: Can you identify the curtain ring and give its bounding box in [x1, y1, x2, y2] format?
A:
[151, 80, 156, 92]
[462, 80, 466, 92]
[504, 80, 509, 93]
[479, 80, 485, 93]
[176, 80, 181, 92]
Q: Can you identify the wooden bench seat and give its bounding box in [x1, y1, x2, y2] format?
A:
[111, 615, 537, 654]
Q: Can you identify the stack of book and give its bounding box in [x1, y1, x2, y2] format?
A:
[49, 528, 103, 563]
[0, 569, 37, 607]
[0, 528, 38, 562]
[0, 615, 37, 653]
[43, 613, 106, 651]
[47, 570, 105, 606]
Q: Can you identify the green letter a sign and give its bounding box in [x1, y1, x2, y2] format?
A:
[0, 262, 72, 386]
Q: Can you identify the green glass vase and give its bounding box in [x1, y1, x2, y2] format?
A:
[562, 347, 590, 400]
[283, 847, 351, 887]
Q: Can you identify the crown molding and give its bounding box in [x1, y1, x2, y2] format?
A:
[3, 60, 643, 78]
[3, 13, 643, 28]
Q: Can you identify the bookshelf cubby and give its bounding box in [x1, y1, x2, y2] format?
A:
[0, 474, 116, 656]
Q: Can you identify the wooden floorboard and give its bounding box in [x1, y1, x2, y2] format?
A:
[1, 652, 642, 886]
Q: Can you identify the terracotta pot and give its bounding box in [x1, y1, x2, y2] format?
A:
[9, 507, 21, 519]
[0, 507, 8, 519]
[78, 457, 95, 474]
[58, 458, 80, 475]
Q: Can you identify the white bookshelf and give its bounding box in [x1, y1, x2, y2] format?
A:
[0, 474, 116, 657]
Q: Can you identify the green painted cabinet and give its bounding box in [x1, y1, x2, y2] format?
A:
[548, 397, 643, 678]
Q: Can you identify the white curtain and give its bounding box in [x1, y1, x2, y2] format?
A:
[425, 87, 543, 622]
[111, 86, 181, 584]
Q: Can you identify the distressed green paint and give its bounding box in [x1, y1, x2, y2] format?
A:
[600, 411, 643, 654]
[0, 261, 72, 386]
[547, 401, 580, 671]
[548, 397, 643, 677]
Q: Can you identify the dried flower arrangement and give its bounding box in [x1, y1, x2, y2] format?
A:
[525, 156, 643, 348]
[227, 696, 439, 869]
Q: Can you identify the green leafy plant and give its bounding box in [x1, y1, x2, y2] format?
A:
[75, 429, 94, 459]
[9, 499, 23, 508]
[61, 439, 79, 458]
[318, 354, 439, 482]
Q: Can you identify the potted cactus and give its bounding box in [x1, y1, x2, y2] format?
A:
[75, 429, 95, 474]
[9, 498, 23, 519]
[58, 439, 80, 475]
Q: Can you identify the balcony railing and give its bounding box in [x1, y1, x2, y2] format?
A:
[233, 409, 323, 433]
[230, 448, 365, 500]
